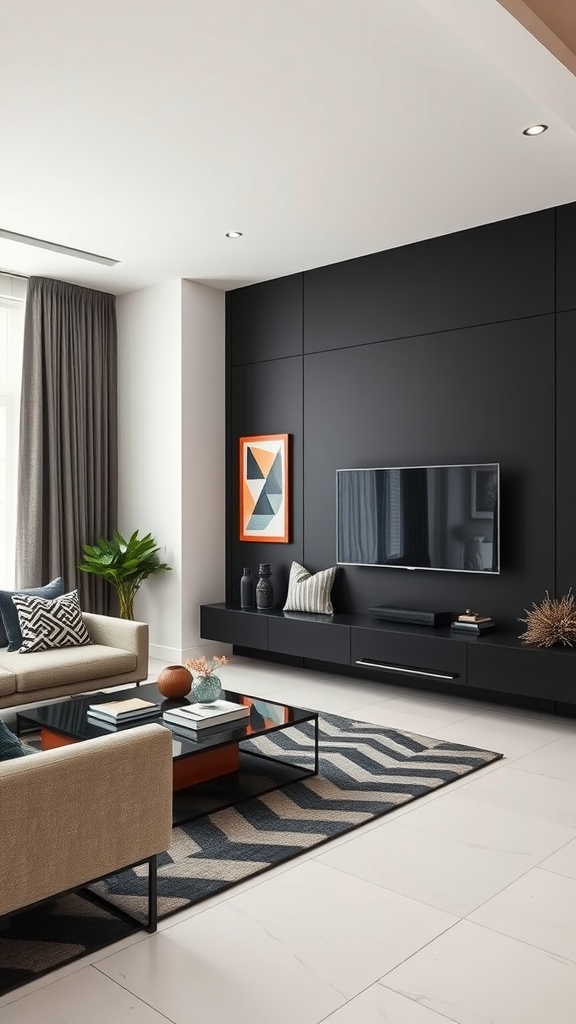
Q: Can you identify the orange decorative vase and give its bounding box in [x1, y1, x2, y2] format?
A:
[156, 664, 193, 699]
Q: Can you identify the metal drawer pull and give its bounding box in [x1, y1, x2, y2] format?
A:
[355, 658, 457, 681]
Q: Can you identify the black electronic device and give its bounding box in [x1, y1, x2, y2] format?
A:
[337, 463, 500, 573]
[369, 606, 453, 627]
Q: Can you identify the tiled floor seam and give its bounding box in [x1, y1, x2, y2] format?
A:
[446, 916, 576, 967]
[90, 964, 178, 1022]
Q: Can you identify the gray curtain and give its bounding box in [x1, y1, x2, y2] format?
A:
[15, 276, 118, 613]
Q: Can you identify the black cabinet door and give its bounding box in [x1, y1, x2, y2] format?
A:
[351, 627, 467, 684]
[468, 643, 576, 704]
[200, 605, 268, 650]
[268, 615, 350, 664]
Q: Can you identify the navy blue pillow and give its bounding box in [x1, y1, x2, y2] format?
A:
[0, 578, 65, 651]
[0, 719, 36, 760]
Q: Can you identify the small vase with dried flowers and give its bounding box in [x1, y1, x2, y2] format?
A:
[185, 654, 228, 705]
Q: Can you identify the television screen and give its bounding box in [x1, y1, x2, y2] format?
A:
[336, 464, 500, 573]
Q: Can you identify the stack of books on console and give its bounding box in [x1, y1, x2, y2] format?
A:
[163, 699, 250, 732]
[87, 697, 161, 726]
[450, 611, 495, 635]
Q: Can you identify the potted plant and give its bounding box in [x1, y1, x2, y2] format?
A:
[77, 530, 171, 619]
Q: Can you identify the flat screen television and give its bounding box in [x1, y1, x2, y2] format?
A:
[336, 463, 500, 573]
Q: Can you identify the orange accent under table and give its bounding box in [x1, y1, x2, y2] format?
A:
[41, 728, 78, 750]
[39, 727, 239, 790]
[172, 744, 239, 790]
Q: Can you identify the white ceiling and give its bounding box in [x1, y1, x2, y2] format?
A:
[1, 0, 576, 296]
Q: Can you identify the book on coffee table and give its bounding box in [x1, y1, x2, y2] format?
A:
[86, 714, 148, 731]
[87, 697, 160, 722]
[163, 699, 250, 731]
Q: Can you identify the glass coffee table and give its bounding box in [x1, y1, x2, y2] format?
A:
[16, 682, 319, 826]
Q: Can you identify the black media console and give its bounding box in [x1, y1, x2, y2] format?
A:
[200, 603, 576, 716]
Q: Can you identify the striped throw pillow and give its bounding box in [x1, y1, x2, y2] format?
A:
[283, 561, 336, 614]
[11, 589, 91, 653]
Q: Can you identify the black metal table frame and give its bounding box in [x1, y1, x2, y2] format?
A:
[167, 708, 319, 825]
[16, 695, 320, 826]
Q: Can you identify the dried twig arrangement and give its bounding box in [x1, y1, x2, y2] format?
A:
[519, 589, 576, 647]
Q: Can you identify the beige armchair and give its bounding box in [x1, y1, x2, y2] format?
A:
[0, 723, 173, 931]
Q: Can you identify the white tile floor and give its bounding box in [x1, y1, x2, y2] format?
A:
[3, 656, 576, 1023]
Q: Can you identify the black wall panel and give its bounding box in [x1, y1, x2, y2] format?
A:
[303, 317, 555, 627]
[556, 310, 576, 595]
[228, 274, 303, 365]
[304, 210, 555, 353]
[228, 357, 304, 604]
[225, 203, 572, 636]
[556, 202, 576, 313]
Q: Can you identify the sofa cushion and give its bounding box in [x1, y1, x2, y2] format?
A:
[0, 577, 65, 651]
[0, 719, 35, 760]
[0, 644, 138, 694]
[0, 669, 16, 697]
[12, 590, 91, 654]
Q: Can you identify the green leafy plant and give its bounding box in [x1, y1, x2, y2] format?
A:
[77, 530, 171, 619]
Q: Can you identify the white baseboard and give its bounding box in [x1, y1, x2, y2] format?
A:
[149, 640, 233, 665]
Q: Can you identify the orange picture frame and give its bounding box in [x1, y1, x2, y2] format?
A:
[239, 434, 289, 543]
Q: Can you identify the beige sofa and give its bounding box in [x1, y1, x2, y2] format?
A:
[0, 612, 149, 710]
[0, 723, 173, 929]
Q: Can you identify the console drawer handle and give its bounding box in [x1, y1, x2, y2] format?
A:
[355, 658, 457, 681]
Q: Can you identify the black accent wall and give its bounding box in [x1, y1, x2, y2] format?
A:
[226, 202, 576, 629]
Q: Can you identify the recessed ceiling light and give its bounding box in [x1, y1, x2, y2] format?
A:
[225, 231, 243, 238]
[0, 227, 119, 265]
[522, 124, 548, 136]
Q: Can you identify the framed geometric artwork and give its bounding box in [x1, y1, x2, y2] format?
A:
[239, 434, 289, 542]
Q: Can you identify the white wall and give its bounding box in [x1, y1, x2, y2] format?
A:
[116, 279, 225, 662]
[181, 278, 226, 658]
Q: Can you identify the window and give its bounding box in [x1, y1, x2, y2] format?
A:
[0, 275, 26, 587]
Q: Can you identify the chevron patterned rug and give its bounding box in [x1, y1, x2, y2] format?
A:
[93, 711, 502, 918]
[0, 712, 501, 996]
[0, 892, 136, 997]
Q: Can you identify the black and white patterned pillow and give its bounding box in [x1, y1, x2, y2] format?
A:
[283, 561, 336, 614]
[11, 589, 91, 653]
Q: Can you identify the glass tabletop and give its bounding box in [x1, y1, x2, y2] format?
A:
[18, 681, 317, 760]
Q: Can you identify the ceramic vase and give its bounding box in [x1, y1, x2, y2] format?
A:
[256, 563, 273, 610]
[240, 567, 255, 608]
[192, 674, 222, 704]
[156, 664, 192, 699]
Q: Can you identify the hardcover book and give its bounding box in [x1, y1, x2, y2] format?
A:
[87, 697, 159, 721]
[86, 714, 141, 730]
[451, 620, 495, 633]
[457, 613, 493, 624]
[163, 700, 249, 731]
[173, 699, 248, 719]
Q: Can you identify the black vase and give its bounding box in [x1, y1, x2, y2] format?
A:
[240, 567, 255, 608]
[256, 563, 273, 609]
